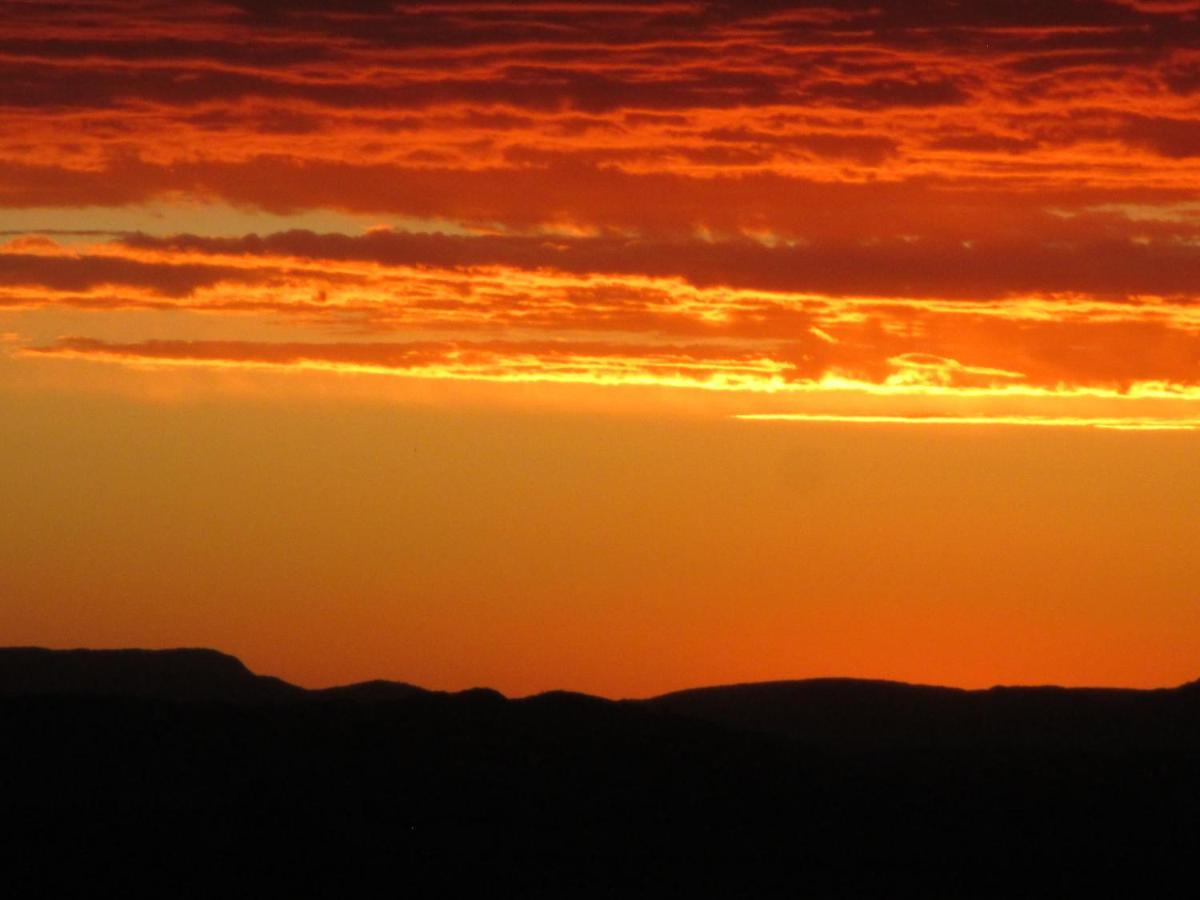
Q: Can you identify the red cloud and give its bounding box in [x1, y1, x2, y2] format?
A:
[4, 1, 1200, 418]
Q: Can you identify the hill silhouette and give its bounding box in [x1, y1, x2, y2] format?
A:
[4, 647, 1200, 896]
[0, 647, 301, 702]
[644, 677, 1200, 749]
[6, 646, 1200, 749]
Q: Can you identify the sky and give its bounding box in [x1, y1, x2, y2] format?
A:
[2, 0, 1199, 695]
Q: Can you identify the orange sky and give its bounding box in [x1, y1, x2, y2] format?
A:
[2, 0, 1199, 694]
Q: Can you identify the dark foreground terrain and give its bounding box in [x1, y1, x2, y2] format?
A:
[3, 648, 1199, 897]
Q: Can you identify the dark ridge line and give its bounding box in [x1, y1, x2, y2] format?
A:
[3, 646, 1197, 702]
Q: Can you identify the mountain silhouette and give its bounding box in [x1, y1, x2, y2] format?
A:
[309, 678, 433, 702]
[0, 646, 301, 702]
[643, 677, 1200, 749]
[5, 647, 1200, 896]
[6, 647, 1200, 749]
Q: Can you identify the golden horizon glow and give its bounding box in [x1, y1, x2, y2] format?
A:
[736, 413, 1200, 431]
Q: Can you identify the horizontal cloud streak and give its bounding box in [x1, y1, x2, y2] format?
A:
[24, 335, 1200, 432]
[118, 228, 1200, 301]
[5, 232, 1200, 400]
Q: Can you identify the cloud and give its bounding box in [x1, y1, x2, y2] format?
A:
[113, 227, 1200, 302]
[1120, 114, 1200, 158]
[22, 336, 805, 394]
[2, 0, 1199, 196]
[0, 249, 248, 298]
[10, 229, 1200, 398]
[4, 1, 1200, 422]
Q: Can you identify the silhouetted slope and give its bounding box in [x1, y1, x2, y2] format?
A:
[4, 648, 1200, 896]
[310, 679, 433, 702]
[642, 678, 1200, 748]
[5, 647, 1200, 747]
[0, 647, 301, 702]
[0, 647, 499, 706]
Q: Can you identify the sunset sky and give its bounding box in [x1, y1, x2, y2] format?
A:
[3, 0, 1200, 695]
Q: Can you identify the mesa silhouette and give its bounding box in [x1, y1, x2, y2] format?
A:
[5, 647, 1199, 896]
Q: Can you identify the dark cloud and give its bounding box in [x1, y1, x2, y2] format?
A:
[1120, 114, 1200, 158]
[113, 228, 1200, 302]
[0, 252, 246, 297]
[803, 77, 972, 108]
